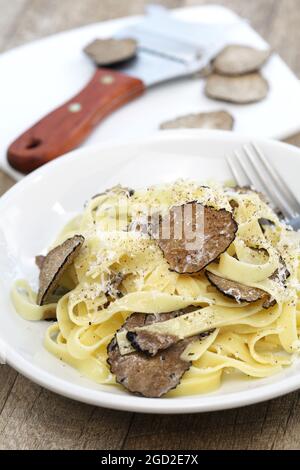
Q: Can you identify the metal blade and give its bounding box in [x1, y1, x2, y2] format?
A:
[116, 51, 189, 87]
[118, 28, 201, 64]
[137, 5, 233, 52]
[114, 5, 239, 86]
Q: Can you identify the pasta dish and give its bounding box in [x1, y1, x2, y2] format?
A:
[11, 181, 300, 398]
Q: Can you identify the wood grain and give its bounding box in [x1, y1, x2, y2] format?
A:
[1, 0, 300, 450]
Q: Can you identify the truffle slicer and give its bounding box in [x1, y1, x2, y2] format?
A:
[7, 5, 236, 174]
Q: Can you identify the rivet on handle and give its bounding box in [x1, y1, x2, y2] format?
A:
[100, 75, 115, 85]
[68, 102, 82, 113]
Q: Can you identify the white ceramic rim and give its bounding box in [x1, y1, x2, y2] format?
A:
[1, 129, 300, 414]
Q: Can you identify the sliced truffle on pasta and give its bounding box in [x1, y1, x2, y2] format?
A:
[205, 271, 274, 308]
[232, 185, 269, 203]
[150, 202, 238, 274]
[128, 324, 214, 357]
[228, 186, 284, 220]
[105, 272, 124, 299]
[123, 307, 199, 356]
[35, 255, 45, 270]
[107, 311, 198, 398]
[37, 235, 85, 306]
[127, 329, 177, 356]
[126, 310, 185, 355]
[227, 185, 267, 211]
[258, 218, 276, 231]
[91, 184, 134, 200]
[270, 257, 290, 285]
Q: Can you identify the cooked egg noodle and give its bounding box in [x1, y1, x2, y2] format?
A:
[12, 181, 300, 395]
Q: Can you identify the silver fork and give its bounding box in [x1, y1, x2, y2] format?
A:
[227, 142, 300, 231]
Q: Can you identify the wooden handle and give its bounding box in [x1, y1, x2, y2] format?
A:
[7, 69, 145, 174]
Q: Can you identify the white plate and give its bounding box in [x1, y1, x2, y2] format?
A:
[1, 129, 300, 414]
[2, 4, 300, 181]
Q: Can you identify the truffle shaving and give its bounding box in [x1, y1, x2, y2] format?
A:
[206, 271, 274, 308]
[35, 255, 45, 270]
[205, 73, 269, 104]
[84, 38, 137, 66]
[150, 202, 238, 274]
[107, 311, 198, 398]
[232, 185, 270, 204]
[37, 235, 84, 306]
[128, 318, 214, 357]
[160, 111, 234, 131]
[91, 185, 134, 200]
[105, 272, 124, 299]
[213, 45, 271, 76]
[270, 257, 290, 285]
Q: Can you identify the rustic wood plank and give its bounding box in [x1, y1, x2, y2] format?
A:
[185, 0, 278, 38]
[266, 0, 300, 77]
[0, 0, 29, 51]
[0, 172, 15, 196]
[1, 0, 184, 52]
[0, 375, 42, 449]
[0, 374, 132, 450]
[0, 366, 18, 416]
[1, 0, 300, 451]
[122, 392, 300, 450]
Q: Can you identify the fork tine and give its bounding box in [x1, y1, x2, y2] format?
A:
[227, 150, 279, 212]
[243, 144, 294, 219]
[235, 149, 270, 196]
[227, 154, 251, 187]
[251, 143, 300, 216]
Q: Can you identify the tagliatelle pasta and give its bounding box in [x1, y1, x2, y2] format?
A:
[11, 180, 300, 397]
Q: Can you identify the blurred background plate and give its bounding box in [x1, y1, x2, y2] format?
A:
[2, 4, 300, 181]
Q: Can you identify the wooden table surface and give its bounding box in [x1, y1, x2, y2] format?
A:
[1, 0, 300, 450]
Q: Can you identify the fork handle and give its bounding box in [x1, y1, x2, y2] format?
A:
[7, 69, 145, 174]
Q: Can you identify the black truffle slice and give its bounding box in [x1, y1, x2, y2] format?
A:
[205, 73, 269, 104]
[128, 323, 214, 357]
[35, 255, 45, 270]
[127, 329, 179, 357]
[205, 271, 274, 308]
[92, 185, 134, 200]
[232, 185, 269, 203]
[258, 218, 276, 232]
[213, 45, 271, 76]
[150, 202, 238, 274]
[261, 296, 276, 309]
[105, 272, 124, 299]
[231, 186, 284, 219]
[262, 259, 289, 308]
[125, 310, 188, 356]
[107, 311, 197, 398]
[84, 38, 137, 66]
[37, 235, 85, 306]
[270, 257, 290, 285]
[160, 111, 234, 131]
